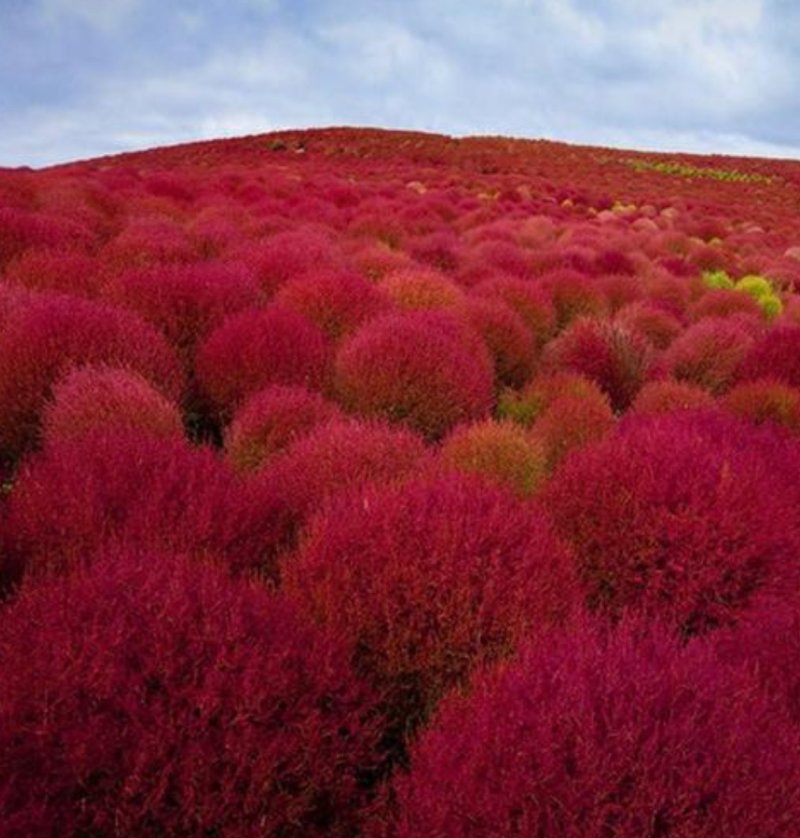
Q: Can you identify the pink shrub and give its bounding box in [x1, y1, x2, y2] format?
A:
[688, 288, 763, 322]
[334, 311, 494, 439]
[196, 304, 331, 420]
[630, 379, 717, 416]
[385, 617, 800, 837]
[541, 269, 609, 328]
[542, 412, 800, 634]
[4, 248, 103, 298]
[473, 275, 556, 348]
[285, 474, 577, 731]
[497, 371, 608, 428]
[456, 298, 536, 388]
[225, 384, 344, 473]
[276, 269, 389, 340]
[543, 317, 652, 411]
[105, 261, 261, 367]
[440, 419, 548, 497]
[259, 418, 430, 547]
[659, 316, 757, 394]
[737, 326, 800, 388]
[0, 293, 184, 458]
[378, 267, 464, 310]
[614, 301, 682, 349]
[1, 430, 290, 591]
[101, 216, 197, 267]
[41, 365, 184, 445]
[0, 550, 382, 836]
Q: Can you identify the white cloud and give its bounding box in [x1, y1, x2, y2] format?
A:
[40, 0, 141, 32]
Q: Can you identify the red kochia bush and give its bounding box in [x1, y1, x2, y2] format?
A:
[473, 275, 556, 348]
[723, 378, 800, 434]
[378, 267, 464, 310]
[456, 297, 536, 388]
[275, 269, 389, 340]
[736, 325, 800, 388]
[4, 248, 103, 298]
[659, 316, 758, 394]
[260, 419, 430, 547]
[543, 317, 652, 411]
[334, 311, 494, 439]
[41, 365, 185, 445]
[542, 412, 800, 634]
[225, 384, 344, 473]
[630, 379, 717, 416]
[195, 304, 331, 420]
[285, 474, 577, 731]
[0, 293, 184, 458]
[0, 550, 382, 837]
[1, 430, 289, 591]
[385, 618, 800, 838]
[105, 261, 261, 367]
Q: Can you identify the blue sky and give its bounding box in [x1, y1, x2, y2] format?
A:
[1, 0, 798, 167]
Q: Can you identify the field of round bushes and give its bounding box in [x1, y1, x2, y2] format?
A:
[2, 127, 800, 836]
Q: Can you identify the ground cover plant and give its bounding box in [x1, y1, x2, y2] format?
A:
[2, 126, 800, 835]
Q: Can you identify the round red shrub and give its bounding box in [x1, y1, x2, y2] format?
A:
[3, 248, 103, 298]
[542, 411, 800, 634]
[285, 473, 577, 732]
[1, 430, 290, 591]
[385, 617, 800, 837]
[101, 216, 197, 267]
[105, 261, 261, 367]
[688, 288, 763, 322]
[614, 301, 682, 349]
[196, 304, 331, 420]
[722, 378, 800, 433]
[334, 311, 494, 439]
[0, 293, 184, 458]
[440, 419, 547, 497]
[658, 316, 757, 395]
[541, 269, 610, 328]
[543, 317, 652, 411]
[275, 269, 389, 340]
[41, 365, 184, 445]
[225, 384, 344, 473]
[0, 550, 382, 837]
[259, 418, 430, 547]
[630, 379, 717, 416]
[378, 267, 464, 311]
[497, 371, 607, 428]
[737, 325, 800, 388]
[457, 297, 536, 388]
[473, 275, 556, 348]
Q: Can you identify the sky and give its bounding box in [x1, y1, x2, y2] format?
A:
[1, 0, 799, 168]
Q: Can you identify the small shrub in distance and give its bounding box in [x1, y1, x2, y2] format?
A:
[630, 379, 717, 416]
[722, 378, 800, 434]
[378, 267, 464, 310]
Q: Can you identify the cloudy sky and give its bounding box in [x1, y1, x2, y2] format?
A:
[1, 0, 798, 167]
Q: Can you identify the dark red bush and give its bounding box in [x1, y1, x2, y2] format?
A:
[473, 275, 556, 348]
[737, 325, 800, 388]
[543, 317, 652, 411]
[41, 365, 185, 445]
[1, 430, 290, 591]
[542, 411, 800, 634]
[259, 418, 430, 547]
[0, 550, 382, 836]
[630, 379, 717, 416]
[105, 261, 261, 367]
[614, 300, 682, 349]
[541, 268, 610, 328]
[4, 248, 103, 298]
[285, 473, 577, 732]
[225, 384, 344, 473]
[723, 378, 800, 434]
[196, 304, 331, 420]
[101, 216, 197, 267]
[334, 311, 494, 439]
[276, 269, 389, 340]
[0, 293, 184, 458]
[385, 617, 800, 837]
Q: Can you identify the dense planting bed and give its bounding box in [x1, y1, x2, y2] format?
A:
[2, 127, 800, 835]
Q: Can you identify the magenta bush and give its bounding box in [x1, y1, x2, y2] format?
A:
[195, 303, 331, 420]
[334, 311, 494, 439]
[384, 617, 800, 837]
[285, 473, 577, 731]
[225, 384, 344, 473]
[1, 430, 290, 591]
[0, 293, 184, 458]
[0, 549, 383, 836]
[542, 411, 800, 634]
[737, 325, 800, 388]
